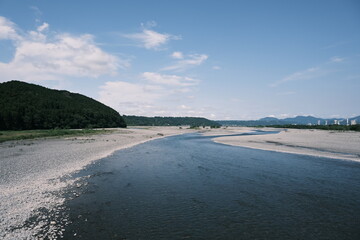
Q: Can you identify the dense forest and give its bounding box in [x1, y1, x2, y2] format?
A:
[0, 81, 126, 130]
[123, 115, 221, 127]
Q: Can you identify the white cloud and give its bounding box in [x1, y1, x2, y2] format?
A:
[142, 72, 199, 86]
[330, 56, 344, 62]
[98, 80, 189, 116]
[0, 16, 21, 40]
[99, 81, 161, 106]
[37, 22, 49, 32]
[124, 24, 180, 50]
[99, 81, 167, 116]
[161, 53, 208, 72]
[171, 51, 183, 59]
[98, 71, 201, 116]
[0, 16, 127, 83]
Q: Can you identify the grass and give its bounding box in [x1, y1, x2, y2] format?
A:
[0, 129, 113, 143]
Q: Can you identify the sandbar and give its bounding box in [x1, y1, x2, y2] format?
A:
[204, 127, 360, 162]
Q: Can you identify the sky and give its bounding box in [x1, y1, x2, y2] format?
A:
[0, 0, 359, 120]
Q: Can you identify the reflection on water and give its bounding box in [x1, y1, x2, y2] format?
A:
[60, 133, 360, 239]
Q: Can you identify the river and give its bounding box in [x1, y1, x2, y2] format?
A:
[56, 132, 360, 239]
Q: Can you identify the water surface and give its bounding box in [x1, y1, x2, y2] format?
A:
[60, 132, 360, 239]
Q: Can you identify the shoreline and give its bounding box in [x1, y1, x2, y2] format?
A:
[0, 126, 196, 239]
[203, 127, 360, 162]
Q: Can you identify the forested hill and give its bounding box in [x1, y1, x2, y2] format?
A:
[123, 115, 221, 127]
[0, 80, 126, 130]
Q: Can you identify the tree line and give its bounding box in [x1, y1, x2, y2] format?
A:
[269, 124, 360, 132]
[123, 115, 221, 127]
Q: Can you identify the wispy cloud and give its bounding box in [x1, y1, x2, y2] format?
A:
[123, 22, 180, 50]
[270, 67, 320, 87]
[330, 56, 344, 62]
[30, 6, 43, 23]
[212, 65, 221, 70]
[161, 53, 208, 72]
[271, 56, 346, 87]
[0, 16, 127, 83]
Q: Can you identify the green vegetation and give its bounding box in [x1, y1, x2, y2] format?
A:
[0, 81, 126, 130]
[270, 124, 360, 132]
[123, 115, 221, 127]
[0, 129, 111, 143]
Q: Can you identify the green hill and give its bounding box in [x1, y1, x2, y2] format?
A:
[0, 80, 126, 130]
[123, 115, 221, 127]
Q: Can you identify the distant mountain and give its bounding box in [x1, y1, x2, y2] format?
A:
[0, 80, 127, 130]
[123, 115, 221, 127]
[282, 116, 323, 125]
[217, 115, 359, 126]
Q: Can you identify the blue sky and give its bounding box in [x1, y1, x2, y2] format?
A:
[0, 0, 359, 120]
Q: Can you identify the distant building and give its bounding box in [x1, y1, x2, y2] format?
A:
[347, 118, 349, 126]
[325, 120, 328, 125]
[351, 120, 357, 125]
[317, 120, 321, 125]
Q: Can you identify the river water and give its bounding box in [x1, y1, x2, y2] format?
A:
[58, 132, 360, 239]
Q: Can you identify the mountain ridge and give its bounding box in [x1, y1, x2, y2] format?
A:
[218, 115, 360, 126]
